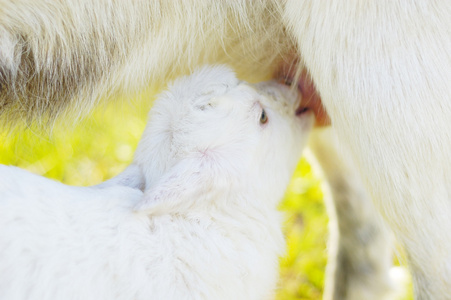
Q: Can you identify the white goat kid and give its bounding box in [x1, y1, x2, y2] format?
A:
[0, 66, 314, 300]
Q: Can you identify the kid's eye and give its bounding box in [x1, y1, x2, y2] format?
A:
[260, 109, 268, 124]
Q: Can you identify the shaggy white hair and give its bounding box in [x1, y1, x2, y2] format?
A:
[1, 1, 450, 298]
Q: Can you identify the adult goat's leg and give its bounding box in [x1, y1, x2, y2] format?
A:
[308, 128, 394, 300]
[285, 1, 451, 297]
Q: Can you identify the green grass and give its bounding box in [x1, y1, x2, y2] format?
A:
[0, 94, 411, 299]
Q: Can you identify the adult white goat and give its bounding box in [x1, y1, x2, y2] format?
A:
[1, 1, 449, 298]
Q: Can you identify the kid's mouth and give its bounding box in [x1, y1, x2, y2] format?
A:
[295, 106, 310, 116]
[276, 61, 331, 127]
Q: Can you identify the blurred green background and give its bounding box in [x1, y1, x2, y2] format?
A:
[0, 91, 411, 299]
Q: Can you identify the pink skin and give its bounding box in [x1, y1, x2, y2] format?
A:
[276, 60, 331, 127]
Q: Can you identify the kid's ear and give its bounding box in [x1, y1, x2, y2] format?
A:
[134, 157, 219, 215]
[95, 164, 145, 191]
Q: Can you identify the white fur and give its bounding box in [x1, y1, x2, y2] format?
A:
[283, 2, 451, 297]
[1, 1, 450, 298]
[0, 66, 314, 300]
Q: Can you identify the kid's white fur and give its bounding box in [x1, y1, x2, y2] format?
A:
[0, 66, 314, 300]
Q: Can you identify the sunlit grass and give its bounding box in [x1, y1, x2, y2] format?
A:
[0, 94, 412, 299]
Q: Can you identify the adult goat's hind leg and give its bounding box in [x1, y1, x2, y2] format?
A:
[286, 1, 451, 297]
[308, 128, 396, 300]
